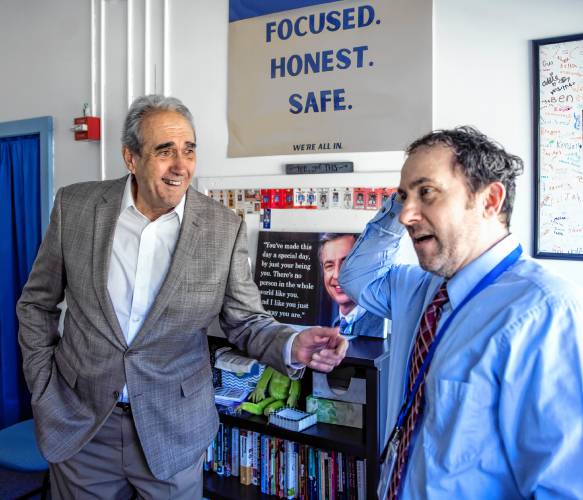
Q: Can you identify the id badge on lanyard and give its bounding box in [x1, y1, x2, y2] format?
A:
[377, 427, 402, 499]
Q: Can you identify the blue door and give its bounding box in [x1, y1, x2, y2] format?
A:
[0, 118, 52, 428]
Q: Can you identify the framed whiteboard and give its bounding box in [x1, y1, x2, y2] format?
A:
[532, 33, 583, 260]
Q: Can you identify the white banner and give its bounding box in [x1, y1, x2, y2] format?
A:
[228, 0, 432, 157]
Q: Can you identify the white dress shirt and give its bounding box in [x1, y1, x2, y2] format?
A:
[107, 176, 185, 402]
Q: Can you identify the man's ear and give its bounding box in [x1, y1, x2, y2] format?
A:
[122, 146, 137, 174]
[482, 181, 506, 219]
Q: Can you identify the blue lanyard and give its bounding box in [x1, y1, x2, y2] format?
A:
[394, 244, 523, 429]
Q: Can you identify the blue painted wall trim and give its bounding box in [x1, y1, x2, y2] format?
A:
[0, 117, 53, 234]
[230, 0, 341, 22]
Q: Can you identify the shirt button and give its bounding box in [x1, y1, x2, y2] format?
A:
[113, 391, 120, 399]
[132, 316, 141, 323]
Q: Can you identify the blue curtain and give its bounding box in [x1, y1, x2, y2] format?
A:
[0, 134, 41, 429]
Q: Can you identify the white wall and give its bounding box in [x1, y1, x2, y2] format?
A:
[1, 0, 582, 283]
[0, 0, 101, 187]
[434, 0, 583, 281]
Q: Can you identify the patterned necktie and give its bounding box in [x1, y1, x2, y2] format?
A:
[388, 282, 449, 499]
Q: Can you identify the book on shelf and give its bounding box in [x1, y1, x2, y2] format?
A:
[270, 437, 277, 495]
[214, 348, 259, 374]
[319, 450, 326, 500]
[260, 435, 269, 494]
[281, 440, 287, 498]
[285, 440, 298, 499]
[215, 422, 224, 475]
[356, 458, 366, 500]
[231, 427, 239, 477]
[268, 407, 318, 432]
[214, 386, 251, 406]
[239, 429, 252, 485]
[251, 431, 260, 486]
[223, 424, 231, 477]
[205, 423, 367, 499]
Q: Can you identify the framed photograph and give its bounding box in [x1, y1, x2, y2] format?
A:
[532, 33, 583, 259]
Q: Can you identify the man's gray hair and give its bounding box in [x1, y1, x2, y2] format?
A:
[121, 95, 195, 154]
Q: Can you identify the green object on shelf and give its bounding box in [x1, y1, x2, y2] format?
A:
[238, 366, 301, 416]
[306, 395, 363, 428]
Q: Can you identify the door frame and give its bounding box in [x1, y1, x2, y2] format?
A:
[0, 116, 53, 233]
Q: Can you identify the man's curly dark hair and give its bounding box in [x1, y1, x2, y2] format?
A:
[406, 126, 524, 228]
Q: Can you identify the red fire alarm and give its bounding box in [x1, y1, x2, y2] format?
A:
[73, 104, 100, 141]
[73, 116, 100, 141]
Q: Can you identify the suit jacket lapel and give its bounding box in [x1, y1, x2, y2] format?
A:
[93, 177, 128, 349]
[132, 186, 203, 343]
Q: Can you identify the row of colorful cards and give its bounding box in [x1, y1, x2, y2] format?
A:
[206, 187, 397, 213]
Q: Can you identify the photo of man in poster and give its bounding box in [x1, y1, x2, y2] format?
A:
[319, 233, 388, 338]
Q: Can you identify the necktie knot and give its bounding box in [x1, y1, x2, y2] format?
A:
[432, 282, 449, 307]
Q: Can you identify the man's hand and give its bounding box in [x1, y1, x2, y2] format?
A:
[292, 327, 348, 372]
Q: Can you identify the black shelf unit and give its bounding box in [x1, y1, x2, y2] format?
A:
[204, 335, 391, 499]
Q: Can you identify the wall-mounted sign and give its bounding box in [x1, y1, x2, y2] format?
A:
[285, 161, 353, 174]
[227, 0, 432, 157]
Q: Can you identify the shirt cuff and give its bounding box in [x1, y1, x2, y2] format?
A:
[284, 331, 305, 370]
[343, 192, 404, 269]
[369, 191, 404, 231]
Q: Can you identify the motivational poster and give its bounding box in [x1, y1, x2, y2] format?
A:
[228, 0, 432, 156]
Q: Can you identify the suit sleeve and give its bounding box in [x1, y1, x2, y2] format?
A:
[218, 219, 298, 376]
[17, 187, 66, 399]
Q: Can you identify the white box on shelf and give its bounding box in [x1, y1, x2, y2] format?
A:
[268, 407, 317, 432]
[312, 371, 366, 404]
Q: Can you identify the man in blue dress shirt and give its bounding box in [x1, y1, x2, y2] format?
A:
[340, 126, 583, 499]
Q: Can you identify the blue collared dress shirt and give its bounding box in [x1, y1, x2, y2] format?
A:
[339, 195, 583, 499]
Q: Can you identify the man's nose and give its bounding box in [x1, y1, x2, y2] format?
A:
[399, 198, 421, 227]
[172, 151, 194, 171]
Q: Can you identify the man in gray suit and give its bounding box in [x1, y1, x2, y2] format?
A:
[17, 95, 347, 499]
[319, 233, 388, 338]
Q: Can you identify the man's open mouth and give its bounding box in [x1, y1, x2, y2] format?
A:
[413, 234, 435, 244]
[162, 178, 182, 186]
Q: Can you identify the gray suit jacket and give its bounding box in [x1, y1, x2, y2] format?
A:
[17, 176, 295, 479]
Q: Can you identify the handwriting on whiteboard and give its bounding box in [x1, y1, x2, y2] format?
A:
[538, 37, 583, 255]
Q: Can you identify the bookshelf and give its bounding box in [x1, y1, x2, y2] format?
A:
[204, 335, 391, 499]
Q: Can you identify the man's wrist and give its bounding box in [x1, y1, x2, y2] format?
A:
[284, 331, 304, 368]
